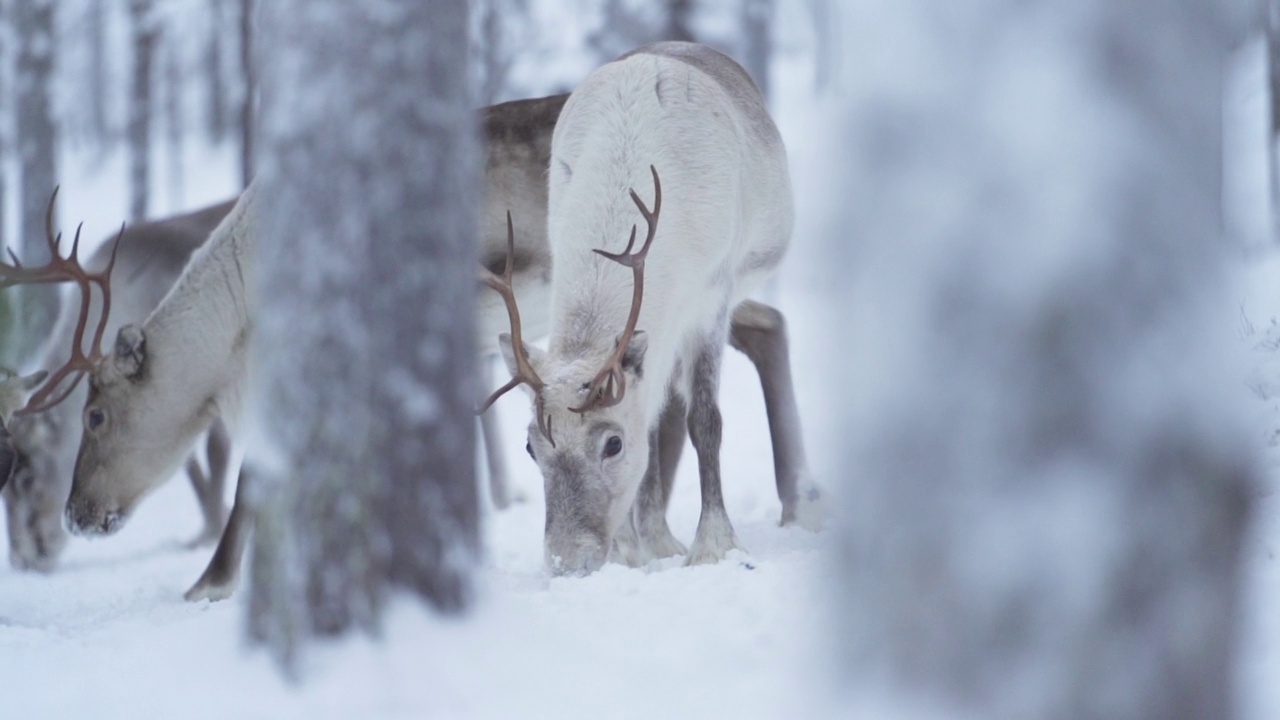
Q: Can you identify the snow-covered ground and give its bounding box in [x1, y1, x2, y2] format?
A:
[3, 14, 1280, 720]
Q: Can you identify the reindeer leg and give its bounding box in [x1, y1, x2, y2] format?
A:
[184, 420, 232, 547]
[182, 456, 217, 548]
[633, 396, 687, 558]
[184, 465, 253, 602]
[685, 332, 745, 566]
[480, 403, 511, 510]
[480, 360, 525, 509]
[730, 300, 824, 530]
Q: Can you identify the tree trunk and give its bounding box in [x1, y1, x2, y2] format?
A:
[665, 0, 694, 42]
[0, 0, 10, 363]
[128, 0, 158, 222]
[165, 31, 184, 211]
[206, 0, 228, 142]
[247, 0, 480, 673]
[831, 2, 1254, 719]
[13, 0, 59, 366]
[88, 0, 110, 145]
[740, 0, 772, 101]
[1269, 0, 1280, 242]
[238, 0, 253, 188]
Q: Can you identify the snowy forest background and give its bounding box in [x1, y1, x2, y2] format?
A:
[1, 1, 1279, 719]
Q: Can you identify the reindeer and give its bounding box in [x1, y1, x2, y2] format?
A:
[486, 42, 818, 576]
[0, 370, 47, 494]
[0, 197, 236, 571]
[28, 79, 809, 599]
[55, 93, 571, 601]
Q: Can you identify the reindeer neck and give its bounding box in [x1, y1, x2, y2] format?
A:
[141, 190, 257, 417]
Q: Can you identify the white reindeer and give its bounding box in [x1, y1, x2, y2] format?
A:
[488, 42, 817, 576]
[2, 197, 236, 571]
[60, 93, 573, 601]
[13, 77, 812, 599]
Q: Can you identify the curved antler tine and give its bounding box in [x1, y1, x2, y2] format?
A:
[570, 165, 662, 414]
[540, 407, 555, 449]
[89, 223, 127, 354]
[476, 375, 522, 415]
[17, 370, 86, 417]
[477, 211, 548, 433]
[45, 186, 60, 251]
[592, 225, 639, 266]
[503, 211, 515, 279]
[69, 223, 84, 262]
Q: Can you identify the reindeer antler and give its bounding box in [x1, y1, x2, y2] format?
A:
[0, 188, 126, 415]
[569, 165, 661, 414]
[478, 212, 555, 446]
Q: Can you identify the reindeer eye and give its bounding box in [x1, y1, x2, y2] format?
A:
[526, 440, 535, 460]
[603, 435, 622, 458]
[85, 408, 105, 431]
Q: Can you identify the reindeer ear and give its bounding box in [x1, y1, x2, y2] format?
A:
[498, 333, 546, 379]
[113, 325, 147, 379]
[18, 371, 48, 392]
[621, 331, 647, 377]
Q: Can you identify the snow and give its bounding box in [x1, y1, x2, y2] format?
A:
[2, 6, 1280, 720]
[0, 289, 834, 720]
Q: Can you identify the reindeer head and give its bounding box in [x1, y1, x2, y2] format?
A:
[0, 370, 48, 494]
[3, 408, 70, 570]
[0, 188, 149, 537]
[0, 370, 74, 570]
[67, 321, 204, 536]
[483, 167, 661, 576]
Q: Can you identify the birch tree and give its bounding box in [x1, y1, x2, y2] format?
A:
[127, 0, 158, 222]
[831, 2, 1256, 719]
[12, 0, 58, 365]
[247, 0, 480, 673]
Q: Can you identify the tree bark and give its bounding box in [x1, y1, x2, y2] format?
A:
[165, 31, 183, 211]
[665, 0, 694, 42]
[238, 0, 253, 188]
[1269, 0, 1280, 242]
[206, 0, 228, 142]
[88, 0, 110, 145]
[128, 0, 158, 222]
[13, 0, 59, 366]
[831, 2, 1254, 719]
[247, 0, 480, 673]
[740, 0, 772, 101]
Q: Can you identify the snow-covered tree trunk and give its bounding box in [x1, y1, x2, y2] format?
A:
[247, 0, 480, 672]
[87, 0, 109, 145]
[205, 0, 228, 142]
[1269, 0, 1280, 242]
[472, 0, 526, 106]
[0, 0, 8, 254]
[127, 0, 157, 222]
[237, 0, 252, 188]
[665, 0, 694, 42]
[164, 32, 183, 210]
[0, 0, 11, 365]
[13, 0, 58, 365]
[831, 3, 1256, 719]
[740, 0, 771, 101]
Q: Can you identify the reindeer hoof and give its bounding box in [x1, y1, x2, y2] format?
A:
[640, 525, 687, 559]
[183, 527, 223, 550]
[184, 573, 237, 602]
[782, 482, 827, 532]
[685, 512, 744, 566]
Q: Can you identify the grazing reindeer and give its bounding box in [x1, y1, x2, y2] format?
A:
[60, 93, 572, 601]
[0, 371, 47, 493]
[1, 197, 236, 571]
[488, 42, 817, 576]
